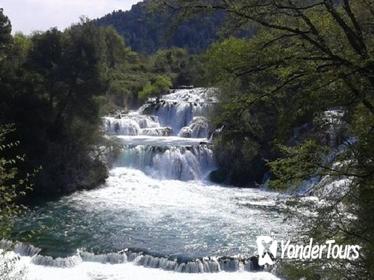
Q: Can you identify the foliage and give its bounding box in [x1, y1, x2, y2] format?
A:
[269, 141, 328, 190]
[0, 8, 11, 57]
[152, 48, 206, 86]
[0, 126, 33, 239]
[0, 10, 29, 279]
[0, 126, 31, 280]
[95, 1, 226, 54]
[158, 0, 374, 278]
[139, 75, 172, 101]
[0, 12, 129, 196]
[102, 46, 204, 110]
[0, 8, 204, 198]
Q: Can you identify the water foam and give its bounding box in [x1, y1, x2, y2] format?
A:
[116, 145, 215, 180]
[20, 256, 280, 280]
[9, 88, 290, 280]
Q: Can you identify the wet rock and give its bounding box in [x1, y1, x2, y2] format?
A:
[209, 169, 227, 184]
[249, 256, 263, 271]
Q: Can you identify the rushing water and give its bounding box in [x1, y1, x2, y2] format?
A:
[8, 88, 293, 280]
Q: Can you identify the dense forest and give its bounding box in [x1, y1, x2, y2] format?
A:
[0, 18, 120, 197]
[95, 0, 228, 53]
[1, 0, 374, 279]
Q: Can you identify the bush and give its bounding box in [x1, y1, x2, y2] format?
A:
[139, 75, 172, 101]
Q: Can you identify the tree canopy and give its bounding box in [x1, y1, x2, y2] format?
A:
[0, 12, 130, 196]
[154, 0, 374, 278]
[95, 0, 227, 53]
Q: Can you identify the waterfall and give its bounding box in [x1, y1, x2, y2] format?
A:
[178, 117, 209, 138]
[103, 114, 161, 136]
[116, 144, 214, 180]
[5, 241, 260, 273]
[139, 88, 217, 136]
[9, 88, 289, 280]
[106, 88, 217, 180]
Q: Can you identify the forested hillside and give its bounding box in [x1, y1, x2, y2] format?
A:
[95, 0, 226, 53]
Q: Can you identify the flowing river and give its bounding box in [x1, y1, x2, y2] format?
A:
[7, 88, 294, 280]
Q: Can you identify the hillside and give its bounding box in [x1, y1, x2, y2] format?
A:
[95, 0, 225, 53]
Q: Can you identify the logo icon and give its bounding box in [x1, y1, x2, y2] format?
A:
[257, 236, 278, 266]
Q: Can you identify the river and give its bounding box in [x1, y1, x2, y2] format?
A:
[8, 88, 294, 280]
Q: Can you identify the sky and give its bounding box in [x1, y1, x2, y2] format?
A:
[0, 0, 141, 34]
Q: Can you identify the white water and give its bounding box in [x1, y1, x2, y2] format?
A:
[105, 88, 216, 137]
[17, 256, 280, 280]
[7, 88, 292, 280]
[115, 144, 214, 180]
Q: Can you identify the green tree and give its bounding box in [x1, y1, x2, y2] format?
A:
[0, 126, 32, 238]
[139, 75, 172, 101]
[0, 16, 129, 196]
[0, 8, 11, 58]
[151, 48, 205, 86]
[0, 126, 31, 280]
[95, 1, 226, 54]
[157, 0, 374, 278]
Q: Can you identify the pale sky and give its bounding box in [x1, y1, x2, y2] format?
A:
[0, 0, 141, 34]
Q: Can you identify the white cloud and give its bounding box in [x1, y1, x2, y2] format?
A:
[0, 0, 141, 34]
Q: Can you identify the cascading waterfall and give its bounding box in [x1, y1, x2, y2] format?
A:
[116, 144, 215, 180]
[104, 114, 162, 136]
[105, 88, 216, 137]
[5, 241, 258, 273]
[140, 88, 216, 136]
[104, 88, 217, 181]
[8, 88, 292, 280]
